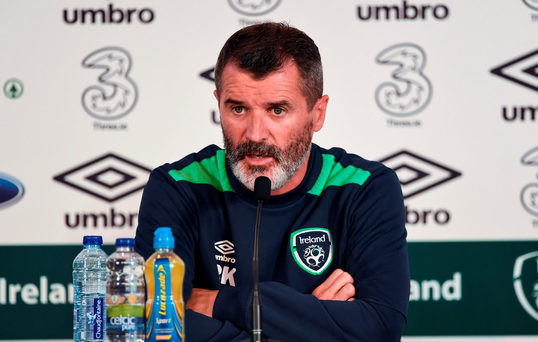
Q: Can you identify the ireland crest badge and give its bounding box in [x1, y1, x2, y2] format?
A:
[290, 228, 333, 275]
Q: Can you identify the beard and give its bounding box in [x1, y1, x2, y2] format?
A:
[223, 122, 314, 191]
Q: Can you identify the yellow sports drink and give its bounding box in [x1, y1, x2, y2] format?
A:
[145, 227, 185, 342]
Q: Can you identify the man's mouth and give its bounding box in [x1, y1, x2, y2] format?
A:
[245, 154, 274, 166]
[226, 138, 281, 167]
[248, 153, 271, 159]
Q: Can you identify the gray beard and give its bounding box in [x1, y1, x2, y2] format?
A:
[223, 123, 313, 191]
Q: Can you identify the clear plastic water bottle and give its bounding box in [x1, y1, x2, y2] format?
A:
[107, 238, 146, 342]
[73, 235, 108, 342]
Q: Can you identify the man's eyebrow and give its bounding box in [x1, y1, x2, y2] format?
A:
[268, 100, 292, 108]
[223, 98, 243, 106]
[222, 98, 294, 108]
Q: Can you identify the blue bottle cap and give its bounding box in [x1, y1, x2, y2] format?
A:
[115, 238, 135, 247]
[83, 235, 103, 245]
[154, 227, 174, 249]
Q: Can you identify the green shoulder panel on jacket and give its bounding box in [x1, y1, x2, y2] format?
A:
[308, 154, 371, 196]
[167, 150, 235, 193]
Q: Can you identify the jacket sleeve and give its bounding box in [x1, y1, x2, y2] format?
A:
[213, 167, 410, 342]
[134, 167, 251, 342]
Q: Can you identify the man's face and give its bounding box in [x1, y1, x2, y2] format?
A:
[215, 60, 328, 195]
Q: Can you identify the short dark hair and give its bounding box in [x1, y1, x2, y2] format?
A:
[214, 22, 323, 110]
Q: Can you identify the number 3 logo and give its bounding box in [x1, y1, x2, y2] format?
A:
[82, 47, 138, 121]
[375, 43, 432, 117]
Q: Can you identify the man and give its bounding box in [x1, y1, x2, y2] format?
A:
[135, 22, 409, 341]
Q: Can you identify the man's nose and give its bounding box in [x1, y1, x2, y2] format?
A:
[245, 111, 269, 142]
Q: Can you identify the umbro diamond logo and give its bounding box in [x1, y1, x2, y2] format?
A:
[490, 48, 538, 93]
[200, 67, 215, 82]
[214, 240, 235, 255]
[379, 150, 461, 199]
[53, 153, 151, 202]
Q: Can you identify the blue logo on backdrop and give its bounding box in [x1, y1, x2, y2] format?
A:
[0, 172, 25, 209]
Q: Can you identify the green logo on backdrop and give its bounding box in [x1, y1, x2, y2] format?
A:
[3, 78, 24, 99]
[513, 251, 538, 321]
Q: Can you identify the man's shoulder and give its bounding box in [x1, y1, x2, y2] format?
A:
[159, 144, 223, 171]
[311, 144, 401, 197]
[316, 145, 389, 176]
[151, 144, 232, 192]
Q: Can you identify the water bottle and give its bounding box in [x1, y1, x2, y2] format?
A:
[73, 235, 108, 342]
[106, 238, 146, 342]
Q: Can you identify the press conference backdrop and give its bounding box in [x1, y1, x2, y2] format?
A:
[1, 0, 537, 340]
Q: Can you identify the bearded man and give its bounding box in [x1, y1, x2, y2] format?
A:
[135, 22, 409, 342]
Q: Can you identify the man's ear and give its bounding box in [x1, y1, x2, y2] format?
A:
[313, 95, 329, 132]
[213, 89, 219, 103]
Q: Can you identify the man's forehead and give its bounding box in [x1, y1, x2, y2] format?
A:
[220, 62, 300, 91]
[222, 59, 298, 79]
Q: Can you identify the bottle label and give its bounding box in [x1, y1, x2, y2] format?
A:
[147, 258, 184, 342]
[91, 297, 105, 340]
[107, 303, 144, 333]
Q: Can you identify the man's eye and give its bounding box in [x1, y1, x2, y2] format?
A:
[233, 107, 244, 114]
[273, 108, 284, 115]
